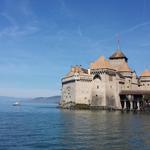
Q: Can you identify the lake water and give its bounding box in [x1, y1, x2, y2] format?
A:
[0, 99, 149, 150]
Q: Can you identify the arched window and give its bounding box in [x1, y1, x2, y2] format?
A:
[93, 74, 101, 80]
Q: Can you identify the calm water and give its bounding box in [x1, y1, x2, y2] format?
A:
[0, 100, 149, 150]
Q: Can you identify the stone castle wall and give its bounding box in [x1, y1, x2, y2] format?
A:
[60, 50, 150, 110]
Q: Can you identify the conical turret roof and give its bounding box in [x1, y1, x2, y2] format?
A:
[109, 50, 128, 61]
[140, 70, 150, 77]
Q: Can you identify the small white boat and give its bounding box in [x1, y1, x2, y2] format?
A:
[13, 102, 21, 106]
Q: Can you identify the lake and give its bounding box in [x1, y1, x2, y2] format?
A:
[0, 99, 149, 150]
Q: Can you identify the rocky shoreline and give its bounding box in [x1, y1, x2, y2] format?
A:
[59, 102, 150, 112]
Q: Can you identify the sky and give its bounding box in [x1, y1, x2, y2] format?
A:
[0, 0, 150, 97]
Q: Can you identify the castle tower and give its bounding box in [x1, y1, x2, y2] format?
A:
[90, 56, 118, 108]
[109, 50, 128, 69]
[140, 70, 150, 90]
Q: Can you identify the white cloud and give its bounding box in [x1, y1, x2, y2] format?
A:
[78, 25, 83, 37]
[59, 0, 72, 17]
[120, 21, 150, 34]
[0, 0, 39, 38]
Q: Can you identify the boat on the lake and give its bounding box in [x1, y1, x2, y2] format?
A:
[13, 102, 21, 106]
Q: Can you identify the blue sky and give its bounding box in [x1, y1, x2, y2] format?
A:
[0, 0, 150, 97]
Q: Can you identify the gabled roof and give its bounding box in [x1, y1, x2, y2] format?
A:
[66, 66, 88, 76]
[117, 62, 132, 72]
[90, 56, 114, 70]
[140, 70, 150, 77]
[109, 50, 128, 61]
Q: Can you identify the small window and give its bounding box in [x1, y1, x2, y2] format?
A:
[96, 95, 98, 97]
[109, 76, 113, 81]
[97, 85, 99, 89]
[127, 86, 129, 88]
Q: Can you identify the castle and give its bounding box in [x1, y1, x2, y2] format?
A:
[60, 48, 150, 110]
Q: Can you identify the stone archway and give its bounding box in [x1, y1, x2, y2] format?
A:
[93, 74, 101, 80]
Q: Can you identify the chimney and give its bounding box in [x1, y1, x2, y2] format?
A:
[88, 69, 91, 75]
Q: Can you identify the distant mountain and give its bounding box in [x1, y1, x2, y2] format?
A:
[31, 96, 61, 103]
[0, 96, 61, 103]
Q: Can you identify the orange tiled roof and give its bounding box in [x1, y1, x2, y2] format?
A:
[117, 62, 132, 72]
[140, 70, 150, 77]
[66, 66, 88, 76]
[90, 56, 114, 70]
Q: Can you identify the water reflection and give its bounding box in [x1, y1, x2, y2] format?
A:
[58, 110, 150, 150]
[0, 100, 149, 150]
